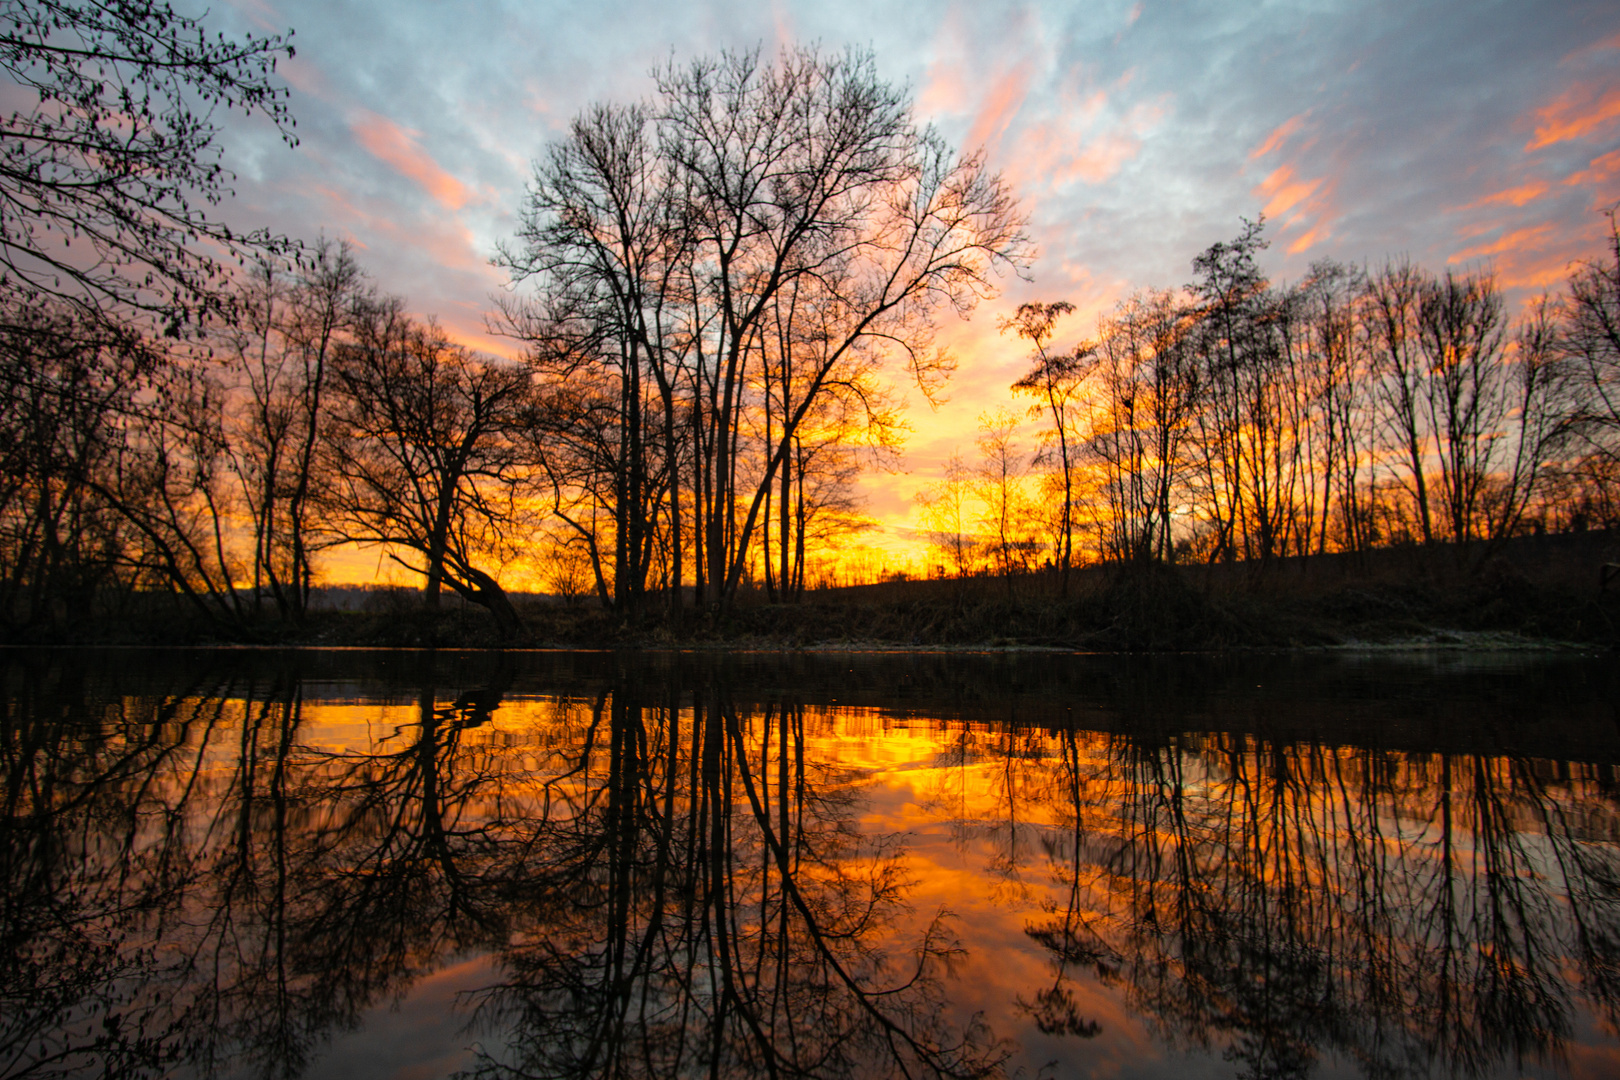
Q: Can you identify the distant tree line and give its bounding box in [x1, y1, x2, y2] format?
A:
[920, 216, 1620, 588]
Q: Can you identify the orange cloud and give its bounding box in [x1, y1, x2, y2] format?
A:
[1564, 31, 1620, 63]
[1565, 147, 1620, 188]
[1250, 113, 1307, 160]
[1251, 155, 1336, 254]
[1448, 223, 1556, 264]
[966, 64, 1033, 152]
[350, 110, 470, 211]
[1455, 181, 1550, 210]
[1525, 80, 1620, 150]
[1257, 164, 1323, 219]
[1286, 222, 1332, 256]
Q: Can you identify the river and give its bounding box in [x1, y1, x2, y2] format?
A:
[3, 647, 1617, 1080]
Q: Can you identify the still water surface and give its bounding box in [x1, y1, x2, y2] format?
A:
[3, 648, 1619, 1080]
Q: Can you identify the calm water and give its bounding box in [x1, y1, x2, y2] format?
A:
[3, 647, 1619, 1080]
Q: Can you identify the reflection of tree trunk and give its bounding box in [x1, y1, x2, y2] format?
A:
[1033, 728, 1607, 1079]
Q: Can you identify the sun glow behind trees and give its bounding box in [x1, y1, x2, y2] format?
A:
[4, 4, 1620, 635]
[914, 216, 1620, 582]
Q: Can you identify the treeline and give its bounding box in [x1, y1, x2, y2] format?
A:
[7, 2, 1616, 643]
[0, 245, 539, 635]
[919, 217, 1620, 589]
[0, 42, 1028, 637]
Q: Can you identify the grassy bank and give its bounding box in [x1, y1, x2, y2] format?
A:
[8, 530, 1618, 652]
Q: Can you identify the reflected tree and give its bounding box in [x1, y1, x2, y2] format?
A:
[463, 678, 1007, 1079]
[0, 655, 1009, 1080]
[1006, 726, 1620, 1080]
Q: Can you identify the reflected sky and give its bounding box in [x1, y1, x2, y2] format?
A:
[2, 648, 1618, 1079]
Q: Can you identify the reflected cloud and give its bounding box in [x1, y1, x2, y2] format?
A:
[6, 651, 1620, 1078]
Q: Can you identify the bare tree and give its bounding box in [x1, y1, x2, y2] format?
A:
[1007, 301, 1086, 593]
[1187, 219, 1270, 563]
[501, 46, 1029, 620]
[1087, 289, 1201, 565]
[1565, 207, 1620, 479]
[1361, 260, 1437, 545]
[914, 454, 982, 579]
[972, 407, 1035, 586]
[217, 240, 367, 622]
[496, 101, 685, 617]
[1415, 267, 1509, 544]
[1298, 260, 1372, 554]
[324, 301, 532, 637]
[0, 306, 141, 628]
[0, 0, 297, 335]
[72, 349, 271, 630]
[1485, 295, 1576, 540]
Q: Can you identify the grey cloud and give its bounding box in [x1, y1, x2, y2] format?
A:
[202, 0, 1619, 345]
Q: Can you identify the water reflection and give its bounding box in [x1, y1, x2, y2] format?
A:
[1005, 732, 1620, 1079]
[1, 649, 1617, 1079]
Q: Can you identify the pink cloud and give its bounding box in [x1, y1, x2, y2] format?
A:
[1250, 113, 1308, 160]
[223, 0, 285, 34]
[300, 181, 500, 301]
[1065, 129, 1142, 183]
[1007, 79, 1163, 192]
[917, 6, 971, 117]
[350, 109, 471, 211]
[966, 64, 1033, 153]
[278, 54, 336, 102]
[770, 0, 796, 56]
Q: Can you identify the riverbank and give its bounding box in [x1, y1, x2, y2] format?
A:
[10, 530, 1616, 652]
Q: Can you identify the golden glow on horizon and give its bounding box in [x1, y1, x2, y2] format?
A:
[275, 22, 1620, 594]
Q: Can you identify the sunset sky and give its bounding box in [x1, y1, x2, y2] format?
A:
[209, 0, 1620, 576]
